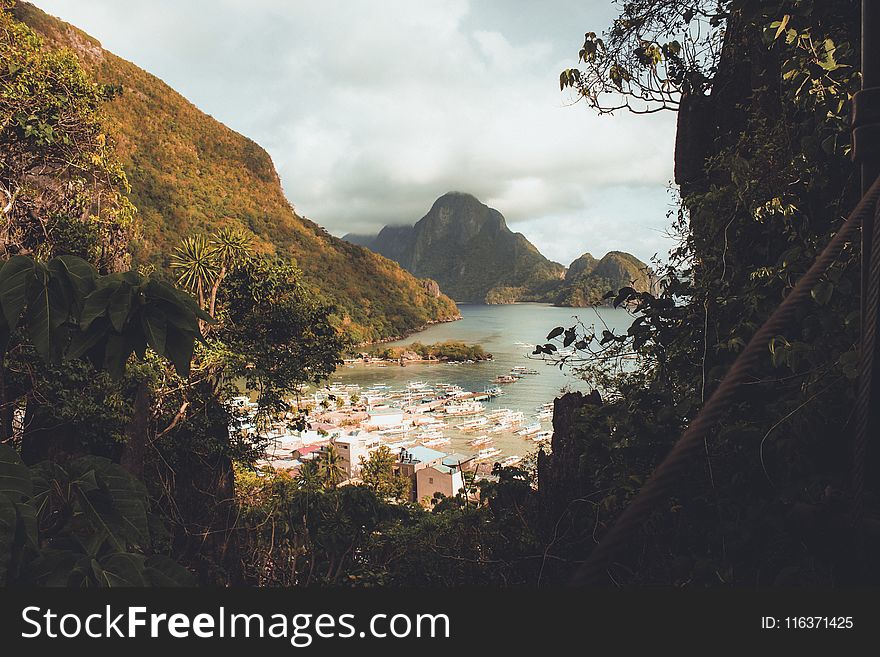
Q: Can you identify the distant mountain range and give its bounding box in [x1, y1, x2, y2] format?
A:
[14, 2, 459, 343]
[344, 192, 652, 306]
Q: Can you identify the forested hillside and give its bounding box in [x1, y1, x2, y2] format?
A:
[12, 2, 459, 343]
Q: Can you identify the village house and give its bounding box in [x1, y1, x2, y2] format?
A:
[414, 453, 468, 505]
[333, 430, 382, 478]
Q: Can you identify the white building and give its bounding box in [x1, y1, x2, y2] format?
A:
[333, 430, 382, 478]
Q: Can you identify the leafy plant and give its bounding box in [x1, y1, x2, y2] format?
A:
[0, 254, 211, 378]
[0, 444, 192, 586]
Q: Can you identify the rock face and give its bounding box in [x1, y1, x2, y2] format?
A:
[346, 192, 652, 306]
[537, 391, 604, 532]
[565, 252, 599, 281]
[554, 251, 653, 307]
[423, 279, 441, 298]
[346, 192, 566, 302]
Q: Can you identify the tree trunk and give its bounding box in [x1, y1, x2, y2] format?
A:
[120, 381, 151, 478]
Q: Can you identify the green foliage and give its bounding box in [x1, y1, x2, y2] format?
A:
[316, 444, 347, 490]
[217, 255, 344, 413]
[559, 1, 722, 113]
[0, 5, 134, 270]
[540, 0, 869, 586]
[360, 446, 411, 502]
[365, 340, 490, 362]
[0, 445, 192, 586]
[0, 253, 209, 378]
[235, 465, 541, 586]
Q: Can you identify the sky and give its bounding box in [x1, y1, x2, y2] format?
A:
[32, 0, 679, 266]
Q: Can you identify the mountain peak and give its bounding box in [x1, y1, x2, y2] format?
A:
[344, 194, 563, 302]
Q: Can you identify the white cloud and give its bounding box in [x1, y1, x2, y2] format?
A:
[32, 0, 678, 265]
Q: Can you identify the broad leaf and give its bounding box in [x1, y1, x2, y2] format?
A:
[143, 555, 195, 587]
[142, 308, 167, 354]
[146, 278, 213, 324]
[48, 256, 97, 306]
[108, 283, 133, 332]
[25, 273, 71, 363]
[79, 285, 116, 330]
[95, 553, 147, 587]
[66, 320, 109, 360]
[164, 326, 195, 377]
[71, 457, 149, 546]
[0, 445, 32, 499]
[0, 256, 34, 330]
[26, 549, 87, 587]
[102, 333, 133, 380]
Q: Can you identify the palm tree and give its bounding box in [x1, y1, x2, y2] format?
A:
[169, 227, 253, 324]
[295, 459, 323, 491]
[317, 444, 347, 489]
[169, 235, 217, 307]
[206, 227, 252, 317]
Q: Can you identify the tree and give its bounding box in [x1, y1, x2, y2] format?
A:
[361, 446, 411, 502]
[558, 0, 723, 114]
[0, 2, 134, 271]
[317, 444, 347, 489]
[537, 0, 869, 586]
[0, 254, 206, 586]
[295, 459, 323, 492]
[169, 227, 252, 320]
[217, 255, 345, 414]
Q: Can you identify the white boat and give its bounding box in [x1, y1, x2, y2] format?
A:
[467, 435, 493, 447]
[474, 447, 503, 461]
[487, 423, 512, 434]
[445, 401, 484, 416]
[516, 423, 542, 437]
[531, 431, 552, 443]
[421, 437, 452, 448]
[458, 416, 488, 431]
[498, 455, 522, 468]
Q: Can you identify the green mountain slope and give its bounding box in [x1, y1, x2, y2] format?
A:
[346, 192, 566, 303]
[554, 250, 652, 307]
[14, 2, 458, 343]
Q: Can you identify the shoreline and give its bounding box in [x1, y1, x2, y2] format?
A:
[357, 314, 462, 348]
[342, 356, 493, 367]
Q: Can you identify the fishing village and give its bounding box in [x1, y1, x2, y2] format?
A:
[234, 356, 554, 506]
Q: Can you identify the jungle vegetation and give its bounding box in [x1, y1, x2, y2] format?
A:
[363, 341, 491, 362]
[3, 0, 876, 589]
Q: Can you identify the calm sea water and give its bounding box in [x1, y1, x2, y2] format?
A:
[328, 303, 634, 457]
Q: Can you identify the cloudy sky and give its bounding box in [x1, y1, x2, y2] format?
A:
[33, 0, 678, 266]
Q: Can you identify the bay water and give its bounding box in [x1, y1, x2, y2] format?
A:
[328, 303, 634, 458]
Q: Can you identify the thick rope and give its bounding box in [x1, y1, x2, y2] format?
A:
[570, 174, 880, 587]
[853, 184, 880, 529]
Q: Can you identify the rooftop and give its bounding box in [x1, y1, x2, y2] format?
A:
[398, 445, 446, 464]
[442, 453, 471, 466]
